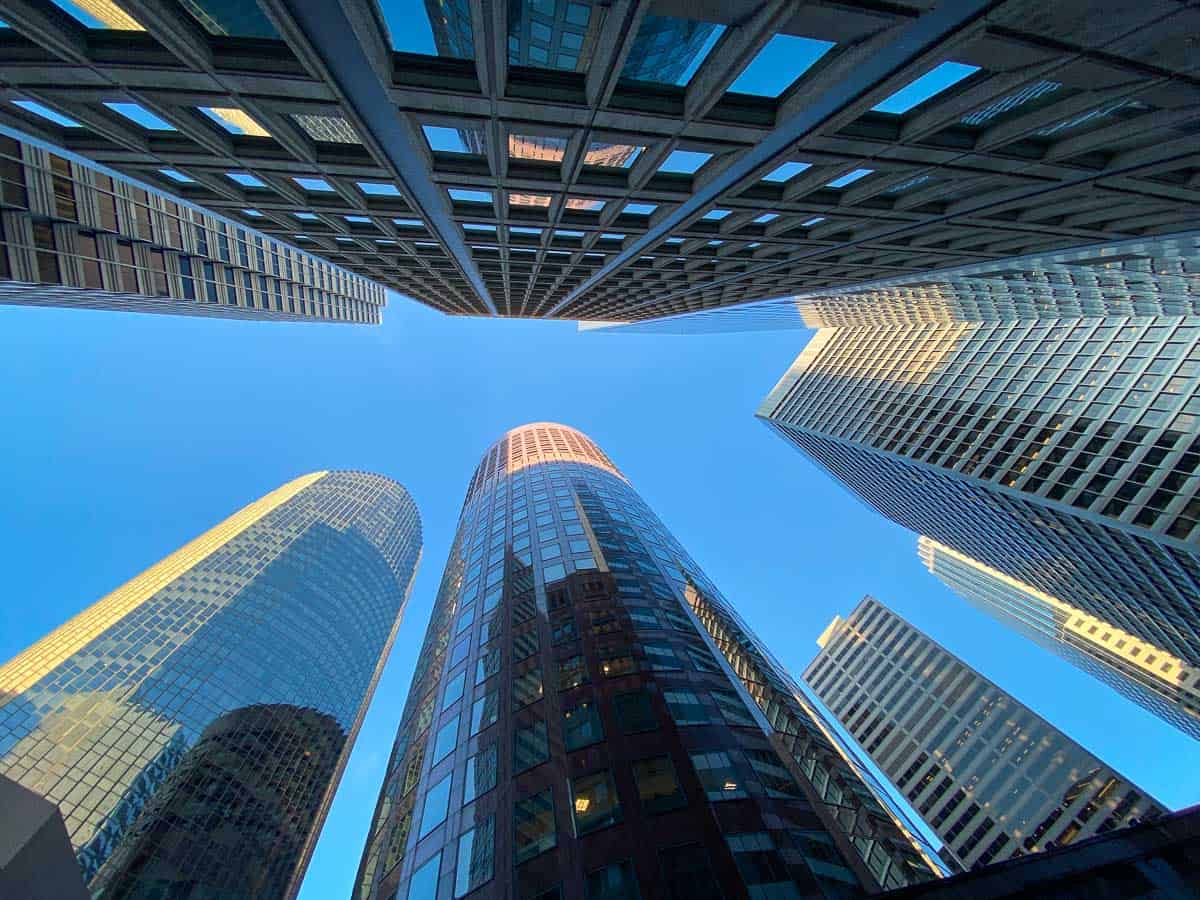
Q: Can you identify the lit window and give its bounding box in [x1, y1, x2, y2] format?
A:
[570, 770, 622, 835]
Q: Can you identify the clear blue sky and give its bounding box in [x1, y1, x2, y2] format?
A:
[1, 297, 1197, 898]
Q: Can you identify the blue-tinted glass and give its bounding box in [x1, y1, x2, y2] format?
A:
[424, 125, 472, 153]
[449, 188, 493, 203]
[754, 213, 778, 223]
[226, 172, 265, 187]
[12, 99, 80, 127]
[624, 203, 657, 215]
[242, 209, 263, 217]
[826, 168, 873, 188]
[729, 35, 835, 97]
[873, 61, 981, 114]
[159, 169, 194, 183]
[454, 817, 494, 897]
[382, 0, 439, 53]
[358, 182, 403, 197]
[294, 212, 318, 221]
[443, 671, 467, 709]
[408, 852, 441, 900]
[702, 209, 730, 220]
[420, 774, 452, 837]
[433, 715, 459, 763]
[659, 150, 712, 175]
[763, 161, 810, 183]
[104, 102, 175, 131]
[294, 176, 333, 192]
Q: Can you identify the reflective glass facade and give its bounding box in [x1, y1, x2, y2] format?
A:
[759, 316, 1200, 665]
[354, 423, 939, 900]
[918, 537, 1200, 741]
[0, 471, 422, 898]
[0, 135, 386, 322]
[806, 598, 1164, 872]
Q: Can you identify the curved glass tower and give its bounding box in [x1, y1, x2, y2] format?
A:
[0, 471, 422, 899]
[355, 423, 939, 900]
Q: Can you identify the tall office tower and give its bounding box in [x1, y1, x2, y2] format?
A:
[354, 423, 940, 900]
[0, 2, 1192, 320]
[806, 598, 1165, 873]
[0, 472, 422, 898]
[918, 536, 1200, 742]
[759, 314, 1200, 665]
[0, 134, 386, 322]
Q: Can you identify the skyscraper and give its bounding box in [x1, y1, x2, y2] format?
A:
[0, 2, 1192, 319]
[758, 314, 1200, 665]
[806, 597, 1165, 872]
[0, 134, 386, 322]
[0, 471, 422, 897]
[918, 536, 1200, 742]
[354, 422, 940, 900]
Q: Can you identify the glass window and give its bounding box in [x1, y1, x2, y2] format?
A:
[725, 833, 799, 897]
[690, 751, 747, 801]
[710, 690, 755, 727]
[454, 816, 495, 898]
[571, 770, 623, 836]
[641, 641, 681, 671]
[408, 852, 441, 900]
[449, 638, 470, 669]
[463, 745, 498, 806]
[514, 668, 544, 708]
[514, 720, 549, 773]
[613, 690, 657, 733]
[563, 700, 604, 751]
[514, 789, 557, 864]
[553, 619, 577, 645]
[658, 845, 721, 900]
[543, 562, 566, 582]
[746, 749, 800, 799]
[586, 861, 640, 900]
[633, 756, 686, 814]
[663, 689, 714, 726]
[477, 647, 501, 684]
[558, 654, 588, 690]
[443, 670, 467, 710]
[471, 691, 499, 734]
[457, 606, 475, 633]
[420, 774, 452, 838]
[433, 715, 459, 764]
[600, 653, 637, 677]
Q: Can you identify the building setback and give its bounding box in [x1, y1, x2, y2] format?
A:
[0, 471, 421, 898]
[0, 134, 386, 322]
[0, 2, 1194, 320]
[805, 597, 1165, 872]
[919, 536, 1200, 742]
[354, 423, 940, 900]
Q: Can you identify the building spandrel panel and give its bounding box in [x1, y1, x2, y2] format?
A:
[354, 422, 941, 900]
[0, 471, 422, 898]
[0, 2, 1196, 320]
[806, 597, 1166, 872]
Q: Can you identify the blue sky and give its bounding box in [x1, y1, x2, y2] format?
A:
[1, 297, 1197, 896]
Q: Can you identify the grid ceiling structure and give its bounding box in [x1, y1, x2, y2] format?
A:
[1, 0, 1196, 320]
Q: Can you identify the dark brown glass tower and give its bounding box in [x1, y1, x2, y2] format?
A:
[354, 423, 941, 900]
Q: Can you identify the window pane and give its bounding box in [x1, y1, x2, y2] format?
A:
[563, 700, 604, 751]
[663, 689, 713, 726]
[586, 860, 641, 900]
[514, 668, 545, 707]
[433, 715, 459, 764]
[515, 789, 557, 864]
[726, 833, 800, 897]
[420, 774, 452, 838]
[633, 756, 686, 814]
[641, 641, 680, 671]
[408, 852, 441, 900]
[553, 619, 578, 644]
[450, 638, 470, 668]
[558, 654, 589, 690]
[658, 844, 722, 900]
[600, 653, 637, 677]
[690, 751, 747, 801]
[471, 691, 499, 734]
[454, 816, 495, 897]
[443, 671, 467, 709]
[463, 745, 498, 806]
[571, 770, 623, 836]
[613, 690, 657, 734]
[514, 720, 549, 773]
[477, 647, 501, 684]
[711, 690, 756, 727]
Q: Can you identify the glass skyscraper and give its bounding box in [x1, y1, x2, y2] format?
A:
[354, 422, 940, 900]
[0, 471, 422, 898]
[806, 598, 1164, 872]
[759, 314, 1200, 666]
[918, 536, 1200, 742]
